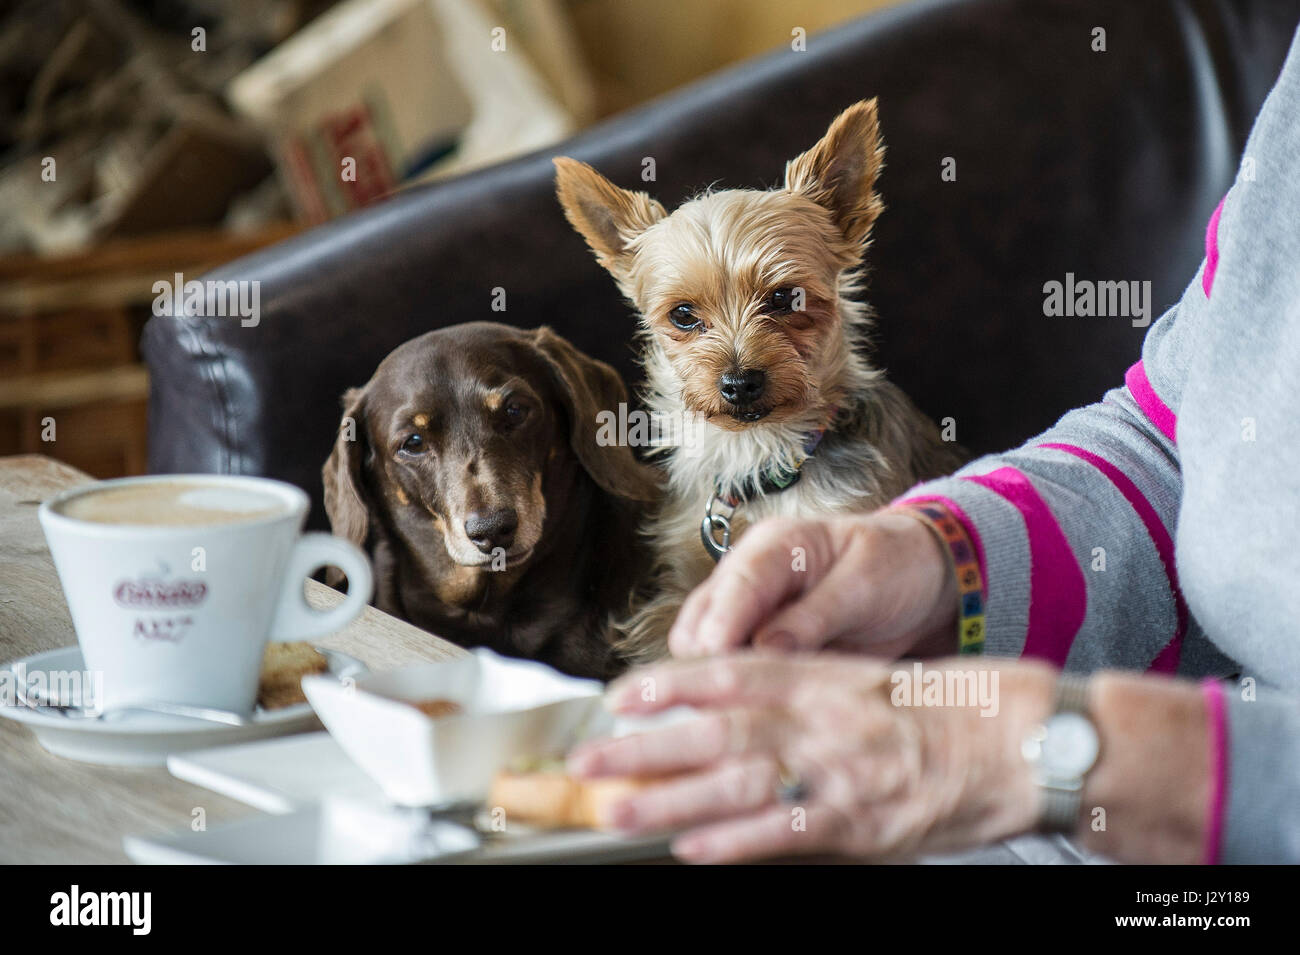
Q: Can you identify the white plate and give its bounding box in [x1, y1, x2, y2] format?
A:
[155, 725, 686, 864]
[167, 713, 701, 816]
[123, 800, 671, 864]
[125, 797, 484, 864]
[168, 732, 387, 813]
[0, 645, 367, 766]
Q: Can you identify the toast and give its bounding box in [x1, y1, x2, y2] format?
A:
[488, 764, 658, 829]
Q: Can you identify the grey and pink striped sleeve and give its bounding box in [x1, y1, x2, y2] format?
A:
[894, 28, 1300, 863]
[895, 273, 1230, 679]
[891, 188, 1261, 863]
[891, 250, 1242, 861]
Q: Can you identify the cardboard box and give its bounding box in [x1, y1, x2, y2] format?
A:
[228, 0, 475, 221]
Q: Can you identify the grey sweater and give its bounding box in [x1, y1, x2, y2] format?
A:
[899, 29, 1300, 863]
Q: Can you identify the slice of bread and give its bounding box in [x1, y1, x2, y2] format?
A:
[257, 641, 330, 709]
[487, 767, 656, 830]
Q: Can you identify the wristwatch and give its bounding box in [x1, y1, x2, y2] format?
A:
[1020, 674, 1100, 832]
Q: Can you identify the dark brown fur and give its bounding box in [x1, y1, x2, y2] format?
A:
[322, 322, 659, 679]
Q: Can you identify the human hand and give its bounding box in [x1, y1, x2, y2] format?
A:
[568, 653, 1055, 863]
[669, 510, 958, 659]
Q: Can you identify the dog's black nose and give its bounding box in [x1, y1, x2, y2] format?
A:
[719, 368, 767, 407]
[465, 508, 518, 554]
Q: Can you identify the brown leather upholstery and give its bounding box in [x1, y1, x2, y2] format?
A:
[143, 0, 1300, 528]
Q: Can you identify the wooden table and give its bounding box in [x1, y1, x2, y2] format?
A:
[0, 454, 466, 863]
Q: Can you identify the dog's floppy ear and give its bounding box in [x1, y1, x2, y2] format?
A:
[784, 98, 886, 248]
[553, 157, 665, 276]
[322, 386, 372, 552]
[530, 326, 659, 504]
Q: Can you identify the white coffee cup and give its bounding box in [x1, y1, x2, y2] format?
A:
[38, 474, 373, 714]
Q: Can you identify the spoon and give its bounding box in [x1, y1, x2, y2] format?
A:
[15, 681, 253, 726]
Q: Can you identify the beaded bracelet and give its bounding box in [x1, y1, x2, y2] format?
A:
[889, 501, 986, 654]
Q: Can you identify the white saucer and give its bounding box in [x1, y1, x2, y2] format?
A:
[133, 732, 673, 864]
[123, 798, 672, 864]
[0, 645, 367, 766]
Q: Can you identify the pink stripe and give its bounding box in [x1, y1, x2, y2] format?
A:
[961, 468, 1086, 665]
[1039, 443, 1186, 673]
[1125, 360, 1178, 444]
[1148, 638, 1181, 674]
[1202, 197, 1224, 298]
[892, 493, 987, 596]
[1199, 679, 1228, 865]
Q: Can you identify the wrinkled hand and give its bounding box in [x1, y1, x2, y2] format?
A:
[669, 510, 957, 659]
[568, 653, 1055, 863]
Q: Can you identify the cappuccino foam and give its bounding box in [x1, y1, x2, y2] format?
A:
[60, 481, 287, 527]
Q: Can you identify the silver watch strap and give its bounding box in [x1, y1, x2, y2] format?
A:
[1040, 787, 1082, 832]
[1056, 673, 1091, 715]
[1038, 674, 1093, 832]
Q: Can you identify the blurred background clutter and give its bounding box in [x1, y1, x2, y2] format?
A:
[0, 0, 900, 478]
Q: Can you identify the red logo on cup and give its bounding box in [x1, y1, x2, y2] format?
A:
[113, 577, 207, 609]
[132, 616, 193, 643]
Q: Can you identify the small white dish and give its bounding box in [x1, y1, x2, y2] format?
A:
[302, 648, 609, 806]
[123, 800, 672, 864]
[124, 796, 483, 864]
[0, 645, 367, 766]
[146, 716, 696, 864]
[168, 707, 702, 817]
[167, 732, 387, 814]
[122, 793, 672, 865]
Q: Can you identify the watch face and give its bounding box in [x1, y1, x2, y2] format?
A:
[1038, 712, 1100, 778]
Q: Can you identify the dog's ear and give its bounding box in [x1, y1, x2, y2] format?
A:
[530, 326, 659, 504]
[784, 98, 886, 248]
[322, 387, 372, 555]
[553, 157, 665, 275]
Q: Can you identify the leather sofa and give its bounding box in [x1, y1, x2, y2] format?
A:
[142, 0, 1300, 528]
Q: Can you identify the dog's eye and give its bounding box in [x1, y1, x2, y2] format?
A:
[669, 303, 700, 331]
[399, 434, 426, 455]
[764, 287, 797, 315]
[504, 401, 529, 425]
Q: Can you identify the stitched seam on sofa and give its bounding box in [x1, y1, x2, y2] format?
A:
[179, 316, 236, 473]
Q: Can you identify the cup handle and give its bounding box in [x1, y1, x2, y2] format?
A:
[269, 533, 374, 642]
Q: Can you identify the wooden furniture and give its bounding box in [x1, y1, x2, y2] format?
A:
[0, 453, 464, 863]
[0, 225, 298, 479]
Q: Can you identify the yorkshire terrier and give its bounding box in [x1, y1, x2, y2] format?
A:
[553, 99, 964, 661]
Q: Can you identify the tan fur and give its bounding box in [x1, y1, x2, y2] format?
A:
[554, 100, 964, 662]
[434, 561, 489, 608]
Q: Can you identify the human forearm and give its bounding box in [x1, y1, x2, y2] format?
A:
[1074, 671, 1212, 864]
[894, 385, 1189, 671]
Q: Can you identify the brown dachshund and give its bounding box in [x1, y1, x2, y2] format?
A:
[323, 322, 659, 679]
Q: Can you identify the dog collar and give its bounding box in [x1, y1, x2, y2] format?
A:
[700, 409, 836, 562]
